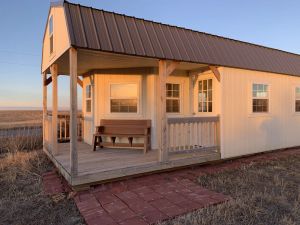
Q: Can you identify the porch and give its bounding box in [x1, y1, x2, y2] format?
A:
[45, 142, 219, 186]
[42, 46, 222, 187]
[44, 112, 220, 186]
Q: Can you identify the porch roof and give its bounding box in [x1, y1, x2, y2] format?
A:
[63, 1, 300, 77]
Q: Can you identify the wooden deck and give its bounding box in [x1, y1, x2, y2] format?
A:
[44, 142, 220, 187]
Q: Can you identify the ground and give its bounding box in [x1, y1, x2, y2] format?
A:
[0, 150, 84, 225]
[161, 155, 300, 225]
[0, 110, 299, 225]
[0, 149, 299, 225]
[0, 110, 42, 129]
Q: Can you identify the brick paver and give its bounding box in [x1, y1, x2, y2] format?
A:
[42, 170, 64, 195]
[42, 148, 300, 225]
[72, 178, 229, 225]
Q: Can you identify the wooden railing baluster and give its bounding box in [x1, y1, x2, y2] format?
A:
[167, 116, 220, 153]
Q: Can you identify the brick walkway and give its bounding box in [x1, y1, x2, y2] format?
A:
[42, 171, 65, 195]
[74, 177, 229, 225]
[42, 148, 300, 225]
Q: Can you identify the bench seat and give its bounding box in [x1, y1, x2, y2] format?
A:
[92, 119, 151, 153]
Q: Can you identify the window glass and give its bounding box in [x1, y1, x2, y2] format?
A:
[49, 16, 53, 54]
[85, 85, 92, 113]
[110, 83, 138, 113]
[198, 79, 213, 112]
[166, 83, 180, 113]
[295, 87, 300, 112]
[252, 83, 269, 113]
[111, 99, 137, 113]
[86, 85, 92, 98]
[49, 16, 53, 35]
[110, 84, 137, 98]
[86, 100, 92, 113]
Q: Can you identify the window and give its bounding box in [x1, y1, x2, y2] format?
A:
[49, 16, 53, 54]
[295, 87, 300, 112]
[252, 83, 269, 113]
[166, 83, 180, 113]
[110, 83, 138, 113]
[198, 79, 212, 112]
[86, 85, 92, 113]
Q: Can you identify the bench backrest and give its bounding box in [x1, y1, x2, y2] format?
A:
[100, 119, 151, 135]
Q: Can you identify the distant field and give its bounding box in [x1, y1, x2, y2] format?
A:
[0, 110, 43, 129]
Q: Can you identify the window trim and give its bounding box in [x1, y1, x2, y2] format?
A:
[197, 78, 213, 113]
[109, 82, 140, 114]
[85, 84, 92, 114]
[166, 83, 181, 114]
[248, 81, 271, 117]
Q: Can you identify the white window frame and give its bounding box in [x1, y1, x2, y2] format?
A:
[295, 86, 300, 114]
[85, 84, 92, 114]
[197, 78, 213, 113]
[49, 15, 54, 55]
[248, 82, 271, 117]
[109, 82, 140, 114]
[166, 83, 181, 114]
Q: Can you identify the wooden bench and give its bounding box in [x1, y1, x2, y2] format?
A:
[92, 119, 151, 154]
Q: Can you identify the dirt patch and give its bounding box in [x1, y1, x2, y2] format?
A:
[160, 155, 300, 225]
[0, 150, 85, 225]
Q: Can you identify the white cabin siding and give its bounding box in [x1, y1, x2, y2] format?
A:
[82, 73, 216, 148]
[42, 6, 70, 73]
[220, 67, 300, 158]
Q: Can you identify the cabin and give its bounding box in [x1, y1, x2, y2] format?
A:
[42, 1, 300, 187]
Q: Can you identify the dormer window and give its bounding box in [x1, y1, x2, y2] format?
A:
[49, 16, 53, 54]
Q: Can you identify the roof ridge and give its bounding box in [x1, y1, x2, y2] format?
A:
[64, 0, 300, 58]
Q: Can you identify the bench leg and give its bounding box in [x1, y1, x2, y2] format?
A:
[128, 137, 133, 147]
[111, 137, 116, 146]
[92, 135, 103, 151]
[92, 135, 97, 151]
[148, 135, 151, 151]
[144, 136, 148, 154]
[99, 136, 103, 148]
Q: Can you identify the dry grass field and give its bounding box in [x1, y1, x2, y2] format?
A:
[0, 148, 298, 225]
[0, 110, 42, 129]
[161, 155, 300, 225]
[0, 149, 84, 225]
[0, 110, 299, 225]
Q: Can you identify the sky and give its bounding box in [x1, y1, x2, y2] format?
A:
[0, 0, 300, 109]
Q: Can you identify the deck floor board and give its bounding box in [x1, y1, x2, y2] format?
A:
[55, 142, 158, 174]
[48, 142, 220, 186]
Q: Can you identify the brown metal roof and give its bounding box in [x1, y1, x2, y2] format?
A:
[64, 1, 300, 76]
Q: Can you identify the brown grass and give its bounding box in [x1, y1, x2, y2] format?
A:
[0, 128, 43, 154]
[0, 149, 84, 225]
[0, 110, 42, 129]
[160, 155, 300, 225]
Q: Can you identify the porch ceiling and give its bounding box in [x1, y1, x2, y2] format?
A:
[52, 48, 208, 76]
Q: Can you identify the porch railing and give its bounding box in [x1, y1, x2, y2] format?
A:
[44, 113, 83, 144]
[167, 116, 220, 153]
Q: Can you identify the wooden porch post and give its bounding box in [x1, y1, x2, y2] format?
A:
[189, 73, 198, 115]
[89, 75, 95, 136]
[42, 72, 47, 148]
[157, 60, 179, 162]
[69, 47, 78, 176]
[50, 64, 58, 155]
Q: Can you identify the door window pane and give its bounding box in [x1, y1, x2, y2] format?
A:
[198, 79, 213, 112]
[166, 83, 180, 113]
